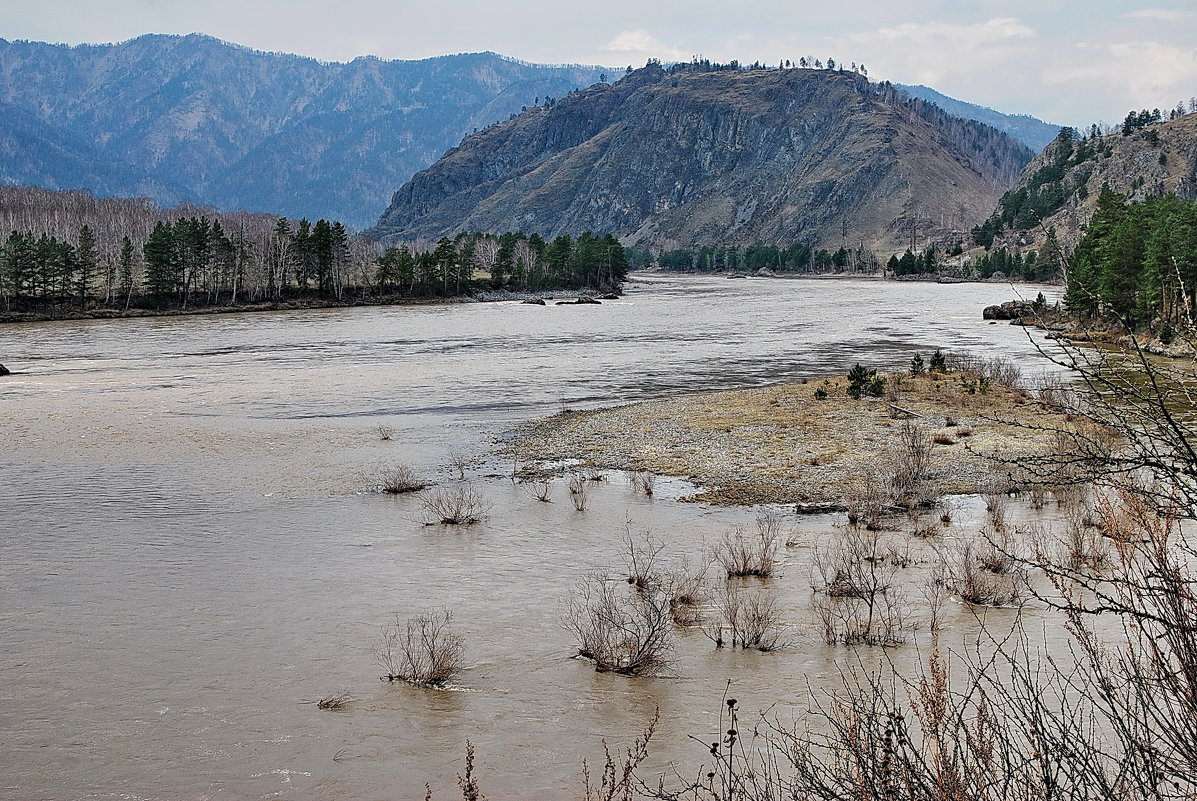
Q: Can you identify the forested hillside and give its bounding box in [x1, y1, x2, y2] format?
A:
[1064, 190, 1197, 329]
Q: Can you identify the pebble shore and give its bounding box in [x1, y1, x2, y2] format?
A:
[505, 374, 1072, 506]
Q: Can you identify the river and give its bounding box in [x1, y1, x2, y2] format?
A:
[2, 275, 1062, 799]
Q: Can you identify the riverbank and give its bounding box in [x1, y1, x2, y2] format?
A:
[507, 371, 1073, 506]
[984, 299, 1197, 359]
[0, 287, 616, 325]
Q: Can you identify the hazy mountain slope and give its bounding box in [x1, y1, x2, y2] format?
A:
[897, 84, 1062, 151]
[373, 65, 1035, 251]
[0, 34, 606, 225]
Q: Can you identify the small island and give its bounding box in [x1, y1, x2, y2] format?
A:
[509, 362, 1073, 506]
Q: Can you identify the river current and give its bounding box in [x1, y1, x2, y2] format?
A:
[2, 275, 1061, 799]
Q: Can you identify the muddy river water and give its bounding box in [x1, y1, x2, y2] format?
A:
[2, 275, 1064, 799]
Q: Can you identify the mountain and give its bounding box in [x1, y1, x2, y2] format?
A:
[0, 34, 607, 226]
[974, 113, 1197, 253]
[372, 64, 1035, 251]
[896, 84, 1062, 151]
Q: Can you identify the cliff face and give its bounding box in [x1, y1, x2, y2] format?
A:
[986, 115, 1197, 252]
[0, 35, 606, 225]
[373, 66, 1034, 251]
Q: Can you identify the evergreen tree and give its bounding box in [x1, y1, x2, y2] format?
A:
[143, 221, 179, 304]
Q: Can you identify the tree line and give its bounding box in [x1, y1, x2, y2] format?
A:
[655, 242, 880, 274]
[0, 187, 627, 317]
[375, 231, 627, 296]
[1065, 189, 1197, 330]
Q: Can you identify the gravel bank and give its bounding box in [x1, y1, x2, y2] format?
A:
[505, 373, 1071, 506]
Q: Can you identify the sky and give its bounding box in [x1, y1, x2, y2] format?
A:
[2, 1, 1195, 127]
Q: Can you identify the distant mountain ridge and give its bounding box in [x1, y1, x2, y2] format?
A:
[0, 34, 607, 226]
[373, 64, 1035, 251]
[896, 84, 1062, 151]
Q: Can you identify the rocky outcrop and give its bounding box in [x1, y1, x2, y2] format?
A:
[983, 301, 1036, 320]
[372, 65, 1033, 251]
[0, 363, 9, 376]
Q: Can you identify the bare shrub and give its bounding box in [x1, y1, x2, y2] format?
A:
[1028, 485, 1049, 509]
[376, 424, 394, 441]
[890, 421, 935, 506]
[844, 470, 892, 529]
[626, 469, 656, 497]
[950, 352, 1023, 389]
[811, 527, 912, 646]
[446, 449, 469, 480]
[379, 463, 427, 494]
[932, 432, 954, 445]
[946, 540, 1025, 606]
[523, 479, 552, 503]
[1060, 509, 1109, 571]
[561, 573, 673, 675]
[663, 559, 708, 626]
[921, 572, 948, 633]
[311, 691, 353, 710]
[705, 582, 787, 650]
[421, 484, 489, 525]
[976, 526, 1021, 574]
[711, 512, 783, 578]
[911, 512, 942, 538]
[622, 528, 666, 591]
[568, 472, 590, 511]
[375, 609, 465, 687]
[955, 426, 974, 438]
[984, 491, 1009, 532]
[584, 467, 607, 482]
[813, 585, 911, 647]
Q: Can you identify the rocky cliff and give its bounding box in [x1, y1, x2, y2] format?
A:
[372, 65, 1035, 251]
[0, 35, 606, 225]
